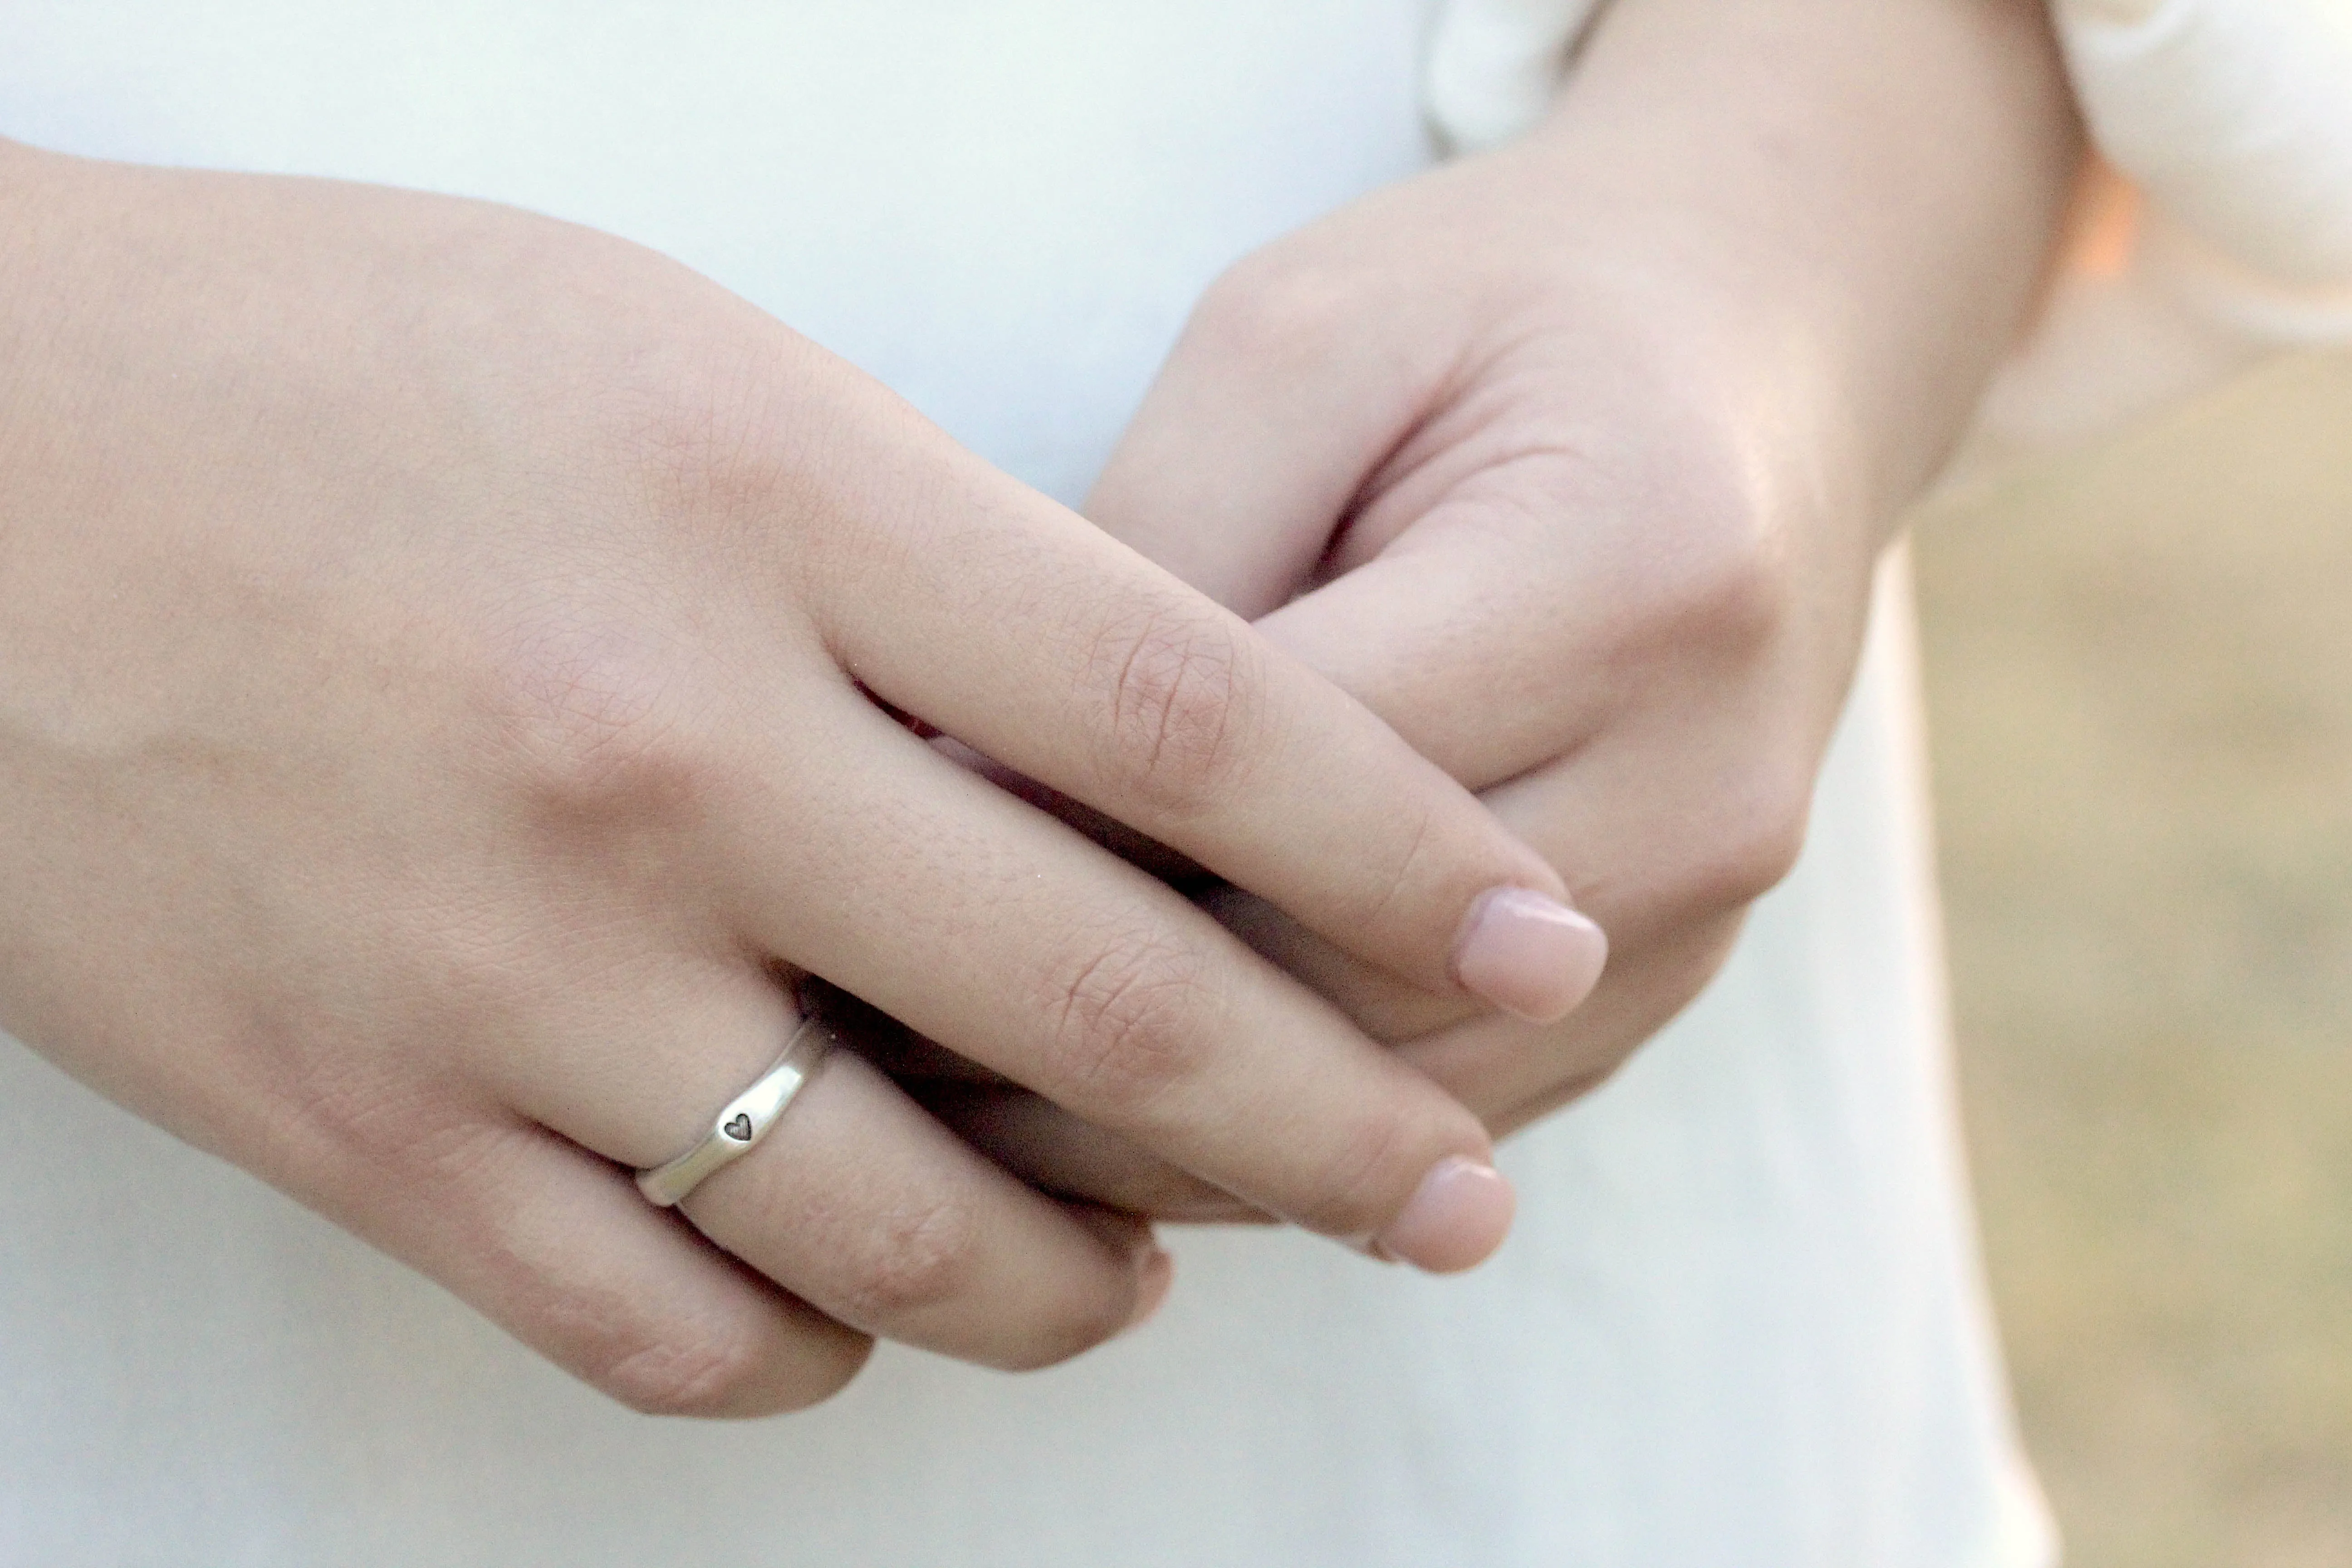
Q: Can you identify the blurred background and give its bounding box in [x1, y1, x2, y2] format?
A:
[1913, 350, 2352, 1568]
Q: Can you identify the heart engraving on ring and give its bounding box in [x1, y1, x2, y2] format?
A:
[722, 1113, 755, 1142]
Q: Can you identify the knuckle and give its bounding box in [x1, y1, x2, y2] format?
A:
[1293, 1106, 1417, 1240]
[837, 1190, 982, 1324]
[597, 1314, 872, 1419]
[479, 619, 729, 825]
[1038, 926, 1215, 1117]
[1650, 515, 1787, 654]
[261, 1041, 494, 1200]
[1677, 762, 1813, 912]
[355, 1105, 522, 1193]
[1354, 798, 1441, 940]
[1186, 255, 1352, 366]
[1604, 442, 1790, 658]
[1085, 602, 1264, 816]
[595, 1321, 784, 1419]
[627, 350, 799, 532]
[1664, 916, 1752, 1014]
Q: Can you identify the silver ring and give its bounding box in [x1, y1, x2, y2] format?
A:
[634, 1016, 831, 1208]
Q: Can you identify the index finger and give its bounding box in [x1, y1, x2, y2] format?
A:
[801, 438, 1602, 1026]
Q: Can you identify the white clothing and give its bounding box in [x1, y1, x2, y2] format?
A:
[1431, 0, 2352, 448]
[20, 0, 2321, 1560]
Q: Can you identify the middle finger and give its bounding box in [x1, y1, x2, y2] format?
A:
[706, 680, 1514, 1268]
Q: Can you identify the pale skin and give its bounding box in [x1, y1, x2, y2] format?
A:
[920, 0, 2087, 1216]
[0, 0, 2083, 1416]
[0, 147, 1600, 1413]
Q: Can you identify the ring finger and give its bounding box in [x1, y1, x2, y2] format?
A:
[487, 963, 1169, 1372]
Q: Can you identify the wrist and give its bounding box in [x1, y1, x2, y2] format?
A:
[1466, 181, 1882, 564]
[1506, 0, 2082, 529]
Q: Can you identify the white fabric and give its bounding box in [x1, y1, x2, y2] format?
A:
[1428, 0, 2352, 449]
[1982, 0, 2352, 447]
[1424, 0, 1607, 151]
[0, 4, 2049, 1563]
[1433, 0, 2352, 287]
[2055, 0, 2352, 287]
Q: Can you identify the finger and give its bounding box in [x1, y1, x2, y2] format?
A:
[921, 906, 1738, 1221]
[1077, 299, 1608, 1023]
[304, 1101, 872, 1418]
[492, 969, 1167, 1372]
[798, 437, 1589, 1016]
[1199, 880, 1494, 1045]
[1084, 282, 1599, 789]
[1209, 699, 1791, 1086]
[918, 737, 1603, 1044]
[1083, 269, 1437, 619]
[1168, 586, 1822, 1045]
[1396, 912, 1749, 1129]
[681, 1052, 1168, 1372]
[1382, 706, 1788, 1128]
[806, 979, 1014, 1085]
[709, 687, 1518, 1270]
[1251, 518, 1604, 790]
[911, 1080, 1265, 1223]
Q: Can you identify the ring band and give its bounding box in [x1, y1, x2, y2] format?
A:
[634, 1016, 831, 1208]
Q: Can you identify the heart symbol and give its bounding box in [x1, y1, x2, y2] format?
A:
[722, 1113, 755, 1142]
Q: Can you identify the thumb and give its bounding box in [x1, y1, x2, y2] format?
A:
[1085, 276, 1433, 619]
[1089, 277, 1579, 789]
[1254, 492, 1581, 791]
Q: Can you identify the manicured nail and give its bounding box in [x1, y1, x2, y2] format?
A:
[1119, 1248, 1175, 1336]
[1372, 1156, 1516, 1274]
[1451, 887, 1609, 1024]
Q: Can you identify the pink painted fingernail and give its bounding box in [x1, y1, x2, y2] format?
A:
[1450, 887, 1609, 1024]
[1119, 1248, 1175, 1337]
[1372, 1157, 1516, 1274]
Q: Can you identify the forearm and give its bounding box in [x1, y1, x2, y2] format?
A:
[1516, 0, 2084, 531]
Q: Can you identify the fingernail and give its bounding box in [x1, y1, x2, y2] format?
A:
[1373, 1152, 1514, 1279]
[1120, 1248, 1175, 1336]
[1450, 887, 1608, 1024]
[1372, 1156, 1516, 1274]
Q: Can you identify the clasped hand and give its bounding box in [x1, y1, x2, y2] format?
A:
[0, 0, 2073, 1419]
[0, 143, 1595, 1416]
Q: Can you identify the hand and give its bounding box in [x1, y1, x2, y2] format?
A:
[0, 143, 1595, 1409]
[919, 0, 2082, 1218]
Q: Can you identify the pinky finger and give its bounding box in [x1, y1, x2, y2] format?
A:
[339, 1114, 871, 1418]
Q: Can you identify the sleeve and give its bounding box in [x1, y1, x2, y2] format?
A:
[1982, 0, 2352, 450]
[1422, 0, 2352, 452]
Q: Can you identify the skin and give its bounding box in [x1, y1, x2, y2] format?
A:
[0, 142, 1591, 1413]
[922, 0, 2089, 1219]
